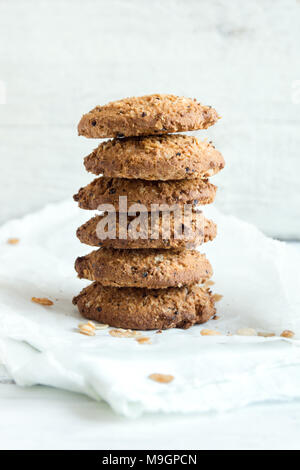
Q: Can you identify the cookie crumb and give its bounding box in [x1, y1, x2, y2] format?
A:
[212, 315, 220, 320]
[31, 297, 53, 306]
[149, 373, 174, 384]
[200, 329, 221, 336]
[136, 337, 152, 344]
[156, 329, 162, 334]
[280, 330, 295, 339]
[7, 238, 19, 245]
[236, 328, 257, 336]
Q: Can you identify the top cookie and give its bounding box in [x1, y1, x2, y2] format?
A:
[78, 94, 219, 138]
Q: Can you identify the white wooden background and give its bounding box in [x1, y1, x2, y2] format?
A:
[0, 0, 300, 238]
[1, 2, 300, 448]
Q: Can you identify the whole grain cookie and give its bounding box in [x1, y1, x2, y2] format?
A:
[84, 135, 225, 180]
[76, 212, 217, 249]
[78, 94, 219, 138]
[75, 248, 212, 288]
[73, 177, 217, 211]
[73, 282, 216, 330]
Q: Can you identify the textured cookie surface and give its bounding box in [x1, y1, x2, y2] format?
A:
[75, 248, 212, 289]
[73, 177, 217, 211]
[78, 94, 219, 138]
[84, 135, 225, 180]
[73, 282, 216, 330]
[76, 212, 217, 249]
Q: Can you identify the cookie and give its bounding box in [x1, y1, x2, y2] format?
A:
[78, 94, 219, 138]
[73, 282, 216, 330]
[76, 212, 217, 249]
[73, 177, 217, 211]
[75, 248, 212, 289]
[84, 135, 225, 180]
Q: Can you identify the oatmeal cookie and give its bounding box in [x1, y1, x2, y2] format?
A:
[84, 134, 224, 180]
[75, 248, 212, 288]
[73, 177, 217, 211]
[76, 212, 217, 249]
[73, 282, 216, 330]
[78, 94, 219, 138]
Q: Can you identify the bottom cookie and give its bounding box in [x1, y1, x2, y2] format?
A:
[73, 282, 216, 330]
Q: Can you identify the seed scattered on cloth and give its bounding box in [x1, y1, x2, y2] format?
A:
[31, 297, 53, 306]
[200, 329, 222, 336]
[7, 238, 19, 245]
[79, 327, 95, 337]
[78, 322, 96, 336]
[94, 323, 109, 330]
[280, 330, 295, 339]
[212, 294, 223, 302]
[149, 373, 174, 384]
[78, 321, 95, 329]
[236, 328, 257, 336]
[78, 321, 109, 334]
[109, 329, 141, 338]
[136, 337, 152, 344]
[258, 332, 275, 337]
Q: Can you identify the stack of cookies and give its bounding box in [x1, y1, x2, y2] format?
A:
[73, 94, 224, 330]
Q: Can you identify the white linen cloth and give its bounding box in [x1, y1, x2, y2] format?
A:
[0, 200, 299, 417]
